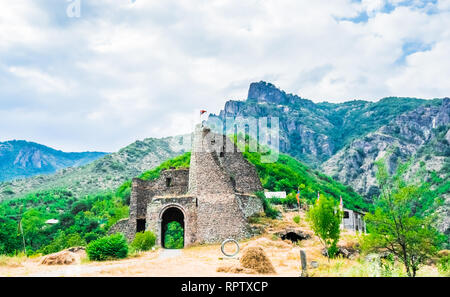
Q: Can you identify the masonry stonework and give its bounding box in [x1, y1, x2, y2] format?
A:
[110, 125, 264, 247]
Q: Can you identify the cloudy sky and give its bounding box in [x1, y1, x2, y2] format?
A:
[0, 0, 449, 152]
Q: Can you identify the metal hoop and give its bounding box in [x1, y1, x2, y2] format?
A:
[221, 239, 240, 258]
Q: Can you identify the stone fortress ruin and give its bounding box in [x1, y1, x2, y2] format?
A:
[110, 125, 264, 248]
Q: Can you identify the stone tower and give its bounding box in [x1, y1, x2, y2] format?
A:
[188, 125, 263, 243]
[109, 124, 264, 247]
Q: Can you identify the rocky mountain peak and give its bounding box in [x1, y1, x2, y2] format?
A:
[247, 81, 297, 105]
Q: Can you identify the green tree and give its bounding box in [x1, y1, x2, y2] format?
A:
[21, 209, 47, 252]
[307, 194, 342, 258]
[164, 221, 184, 249]
[361, 159, 441, 277]
[0, 219, 22, 255]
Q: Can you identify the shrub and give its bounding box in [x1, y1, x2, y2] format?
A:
[293, 215, 300, 224]
[131, 231, 156, 252]
[255, 191, 280, 219]
[86, 233, 128, 261]
[437, 254, 450, 275]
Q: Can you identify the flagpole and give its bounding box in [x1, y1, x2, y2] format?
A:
[18, 206, 27, 255]
[200, 110, 207, 127]
[19, 219, 26, 255]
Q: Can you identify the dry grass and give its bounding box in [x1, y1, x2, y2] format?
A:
[0, 254, 27, 268]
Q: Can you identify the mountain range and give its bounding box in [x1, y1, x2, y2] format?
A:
[0, 136, 189, 201]
[0, 140, 107, 182]
[210, 81, 442, 166]
[1, 81, 448, 234]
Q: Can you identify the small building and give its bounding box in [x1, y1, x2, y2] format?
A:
[341, 208, 366, 233]
[265, 191, 287, 199]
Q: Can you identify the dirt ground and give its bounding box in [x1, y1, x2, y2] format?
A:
[0, 210, 441, 277]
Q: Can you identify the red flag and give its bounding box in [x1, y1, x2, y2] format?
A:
[340, 195, 343, 210]
[200, 110, 207, 115]
[296, 190, 300, 204]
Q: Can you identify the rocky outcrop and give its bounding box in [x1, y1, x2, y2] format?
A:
[209, 81, 430, 166]
[322, 98, 450, 199]
[322, 99, 450, 235]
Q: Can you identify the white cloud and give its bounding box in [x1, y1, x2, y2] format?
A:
[387, 40, 450, 97]
[8, 66, 76, 94]
[0, 2, 49, 50]
[0, 0, 448, 152]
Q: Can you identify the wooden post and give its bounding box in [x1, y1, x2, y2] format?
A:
[300, 250, 308, 277]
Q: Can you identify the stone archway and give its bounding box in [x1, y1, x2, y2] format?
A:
[160, 206, 185, 249]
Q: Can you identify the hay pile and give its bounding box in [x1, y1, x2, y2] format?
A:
[217, 246, 276, 275]
[240, 246, 276, 274]
[40, 251, 80, 265]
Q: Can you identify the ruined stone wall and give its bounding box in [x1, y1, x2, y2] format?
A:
[128, 178, 153, 238]
[221, 136, 264, 194]
[189, 126, 263, 194]
[107, 218, 135, 241]
[146, 196, 197, 247]
[236, 194, 264, 218]
[152, 169, 190, 196]
[188, 127, 236, 195]
[126, 169, 190, 241]
[131, 169, 189, 218]
[195, 193, 252, 243]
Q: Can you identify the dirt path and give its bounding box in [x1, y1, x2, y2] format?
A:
[158, 249, 182, 260]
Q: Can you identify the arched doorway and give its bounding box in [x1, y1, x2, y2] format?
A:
[161, 207, 185, 249]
